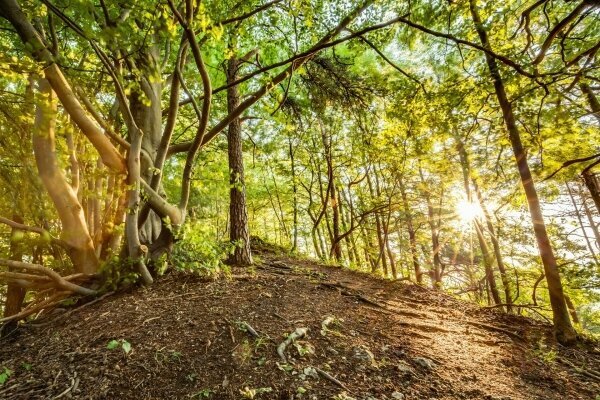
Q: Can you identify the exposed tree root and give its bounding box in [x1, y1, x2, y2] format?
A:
[557, 357, 600, 382]
[0, 291, 70, 323]
[0, 259, 96, 296]
[241, 321, 260, 338]
[395, 321, 454, 334]
[28, 291, 115, 328]
[320, 281, 385, 308]
[0, 259, 99, 324]
[466, 321, 524, 341]
[315, 367, 349, 391]
[277, 327, 307, 362]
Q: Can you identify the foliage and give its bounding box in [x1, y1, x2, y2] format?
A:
[0, 0, 598, 337]
[107, 339, 132, 355]
[0, 367, 11, 386]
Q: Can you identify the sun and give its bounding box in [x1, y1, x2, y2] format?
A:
[456, 199, 483, 223]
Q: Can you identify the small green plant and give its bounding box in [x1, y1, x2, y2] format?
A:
[276, 362, 294, 372]
[21, 363, 32, 371]
[231, 340, 253, 365]
[107, 339, 132, 355]
[171, 222, 231, 276]
[185, 373, 198, 383]
[239, 386, 273, 399]
[293, 342, 315, 357]
[169, 350, 182, 362]
[190, 388, 213, 398]
[296, 386, 307, 396]
[532, 339, 557, 364]
[333, 392, 357, 400]
[0, 367, 12, 385]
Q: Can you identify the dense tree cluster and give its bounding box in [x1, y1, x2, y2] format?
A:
[0, 0, 598, 344]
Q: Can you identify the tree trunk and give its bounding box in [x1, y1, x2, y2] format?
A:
[226, 57, 252, 265]
[367, 172, 388, 275]
[470, 0, 577, 344]
[566, 182, 599, 264]
[338, 187, 354, 264]
[1, 215, 26, 337]
[419, 168, 442, 288]
[564, 295, 580, 325]
[320, 126, 341, 260]
[473, 180, 513, 312]
[455, 135, 502, 307]
[289, 138, 299, 252]
[581, 169, 600, 215]
[474, 221, 502, 306]
[33, 78, 99, 275]
[579, 182, 600, 249]
[400, 180, 422, 283]
[580, 82, 600, 124]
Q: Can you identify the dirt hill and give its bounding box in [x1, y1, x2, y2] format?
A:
[0, 244, 599, 400]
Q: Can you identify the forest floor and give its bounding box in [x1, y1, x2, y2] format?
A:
[0, 241, 599, 400]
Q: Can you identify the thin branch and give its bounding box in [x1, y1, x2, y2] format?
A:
[0, 259, 96, 296]
[532, 1, 591, 65]
[218, 0, 283, 26]
[543, 152, 600, 180]
[354, 33, 426, 93]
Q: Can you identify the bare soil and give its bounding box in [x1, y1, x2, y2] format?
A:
[0, 243, 599, 400]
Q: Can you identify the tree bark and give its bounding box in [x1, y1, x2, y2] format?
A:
[289, 138, 299, 252]
[455, 135, 502, 307]
[580, 82, 600, 124]
[581, 169, 600, 215]
[579, 181, 600, 249]
[472, 180, 513, 311]
[226, 57, 252, 265]
[566, 182, 599, 264]
[320, 126, 342, 261]
[33, 78, 99, 275]
[399, 179, 422, 283]
[470, 0, 577, 344]
[419, 168, 442, 287]
[1, 215, 26, 337]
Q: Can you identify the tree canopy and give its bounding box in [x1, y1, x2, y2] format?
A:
[0, 0, 599, 344]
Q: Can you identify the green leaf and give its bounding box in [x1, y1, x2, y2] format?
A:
[0, 368, 12, 385]
[107, 340, 119, 350]
[121, 340, 132, 354]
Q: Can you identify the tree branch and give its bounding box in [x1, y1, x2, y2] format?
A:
[0, 259, 96, 296]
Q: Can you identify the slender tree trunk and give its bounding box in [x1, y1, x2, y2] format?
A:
[340, 186, 362, 265]
[580, 82, 600, 124]
[564, 295, 580, 325]
[312, 228, 323, 259]
[400, 180, 422, 283]
[473, 180, 513, 311]
[419, 168, 442, 287]
[317, 224, 328, 260]
[289, 138, 298, 252]
[360, 224, 377, 272]
[474, 221, 502, 306]
[338, 187, 354, 264]
[581, 169, 600, 215]
[1, 216, 26, 337]
[579, 182, 600, 249]
[321, 126, 341, 261]
[455, 135, 502, 307]
[566, 182, 599, 264]
[226, 57, 252, 265]
[367, 172, 388, 275]
[33, 79, 99, 275]
[470, 0, 577, 344]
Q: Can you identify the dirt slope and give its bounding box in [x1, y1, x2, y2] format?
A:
[0, 245, 599, 400]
